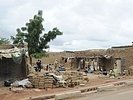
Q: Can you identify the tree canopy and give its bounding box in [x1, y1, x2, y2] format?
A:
[11, 10, 63, 64]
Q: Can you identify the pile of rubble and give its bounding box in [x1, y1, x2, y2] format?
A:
[28, 73, 53, 89]
[6, 69, 89, 90]
[61, 71, 86, 87]
[26, 70, 88, 89]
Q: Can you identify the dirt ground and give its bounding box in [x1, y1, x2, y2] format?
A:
[0, 75, 132, 100]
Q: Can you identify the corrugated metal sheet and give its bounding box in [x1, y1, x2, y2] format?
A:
[0, 47, 27, 58]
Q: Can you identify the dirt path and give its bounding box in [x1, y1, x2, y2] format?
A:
[0, 75, 132, 100]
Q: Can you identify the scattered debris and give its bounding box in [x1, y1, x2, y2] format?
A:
[11, 79, 32, 88]
[4, 79, 15, 87]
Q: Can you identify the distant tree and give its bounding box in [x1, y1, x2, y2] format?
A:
[0, 38, 10, 45]
[11, 10, 63, 65]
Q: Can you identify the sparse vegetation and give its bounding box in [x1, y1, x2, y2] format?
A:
[11, 10, 63, 64]
[0, 38, 10, 45]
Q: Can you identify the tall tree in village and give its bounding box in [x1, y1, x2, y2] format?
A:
[11, 10, 63, 65]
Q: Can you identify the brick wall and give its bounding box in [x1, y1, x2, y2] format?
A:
[125, 47, 133, 68]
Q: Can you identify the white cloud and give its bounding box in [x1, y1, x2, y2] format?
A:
[0, 0, 133, 51]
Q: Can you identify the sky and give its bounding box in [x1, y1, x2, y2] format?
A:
[0, 0, 133, 52]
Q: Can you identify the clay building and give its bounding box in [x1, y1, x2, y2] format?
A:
[0, 45, 28, 80]
[70, 44, 133, 73]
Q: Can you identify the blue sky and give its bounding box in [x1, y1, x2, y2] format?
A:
[0, 0, 133, 51]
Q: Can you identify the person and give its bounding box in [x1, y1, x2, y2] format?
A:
[34, 66, 38, 72]
[46, 65, 49, 71]
[36, 60, 42, 72]
[49, 64, 53, 72]
[54, 59, 58, 70]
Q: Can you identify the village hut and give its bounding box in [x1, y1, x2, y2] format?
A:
[0, 45, 28, 80]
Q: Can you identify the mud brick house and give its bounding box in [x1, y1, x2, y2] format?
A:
[108, 45, 133, 70]
[73, 45, 133, 73]
[73, 50, 113, 71]
[53, 43, 133, 74]
[0, 45, 28, 80]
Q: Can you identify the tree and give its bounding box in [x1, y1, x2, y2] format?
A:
[11, 10, 63, 65]
[0, 38, 10, 45]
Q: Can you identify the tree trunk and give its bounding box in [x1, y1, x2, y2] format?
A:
[29, 55, 32, 65]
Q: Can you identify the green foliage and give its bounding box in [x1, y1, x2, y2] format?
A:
[11, 10, 63, 59]
[32, 51, 48, 58]
[11, 28, 25, 47]
[0, 38, 10, 45]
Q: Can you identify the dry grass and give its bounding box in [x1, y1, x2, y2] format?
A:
[32, 52, 74, 65]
